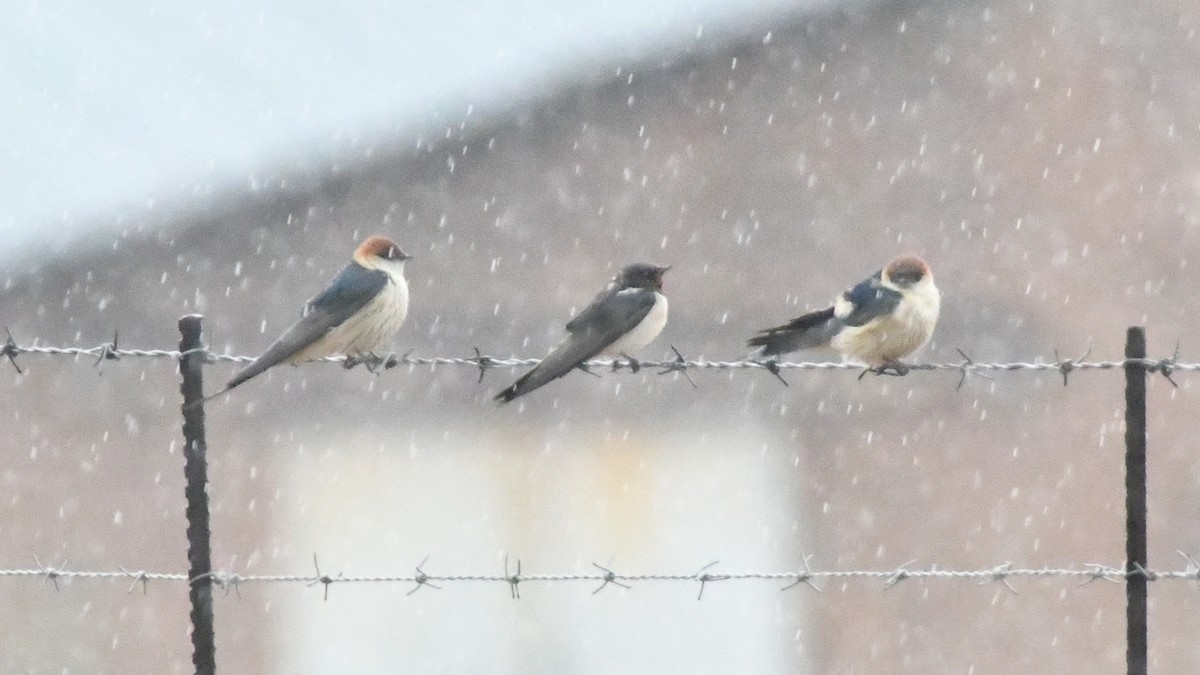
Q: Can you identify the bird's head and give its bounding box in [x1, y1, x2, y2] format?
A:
[882, 255, 931, 288]
[614, 263, 671, 291]
[354, 235, 412, 270]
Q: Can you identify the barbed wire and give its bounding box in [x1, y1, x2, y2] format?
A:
[1, 333, 1192, 386]
[6, 553, 1200, 599]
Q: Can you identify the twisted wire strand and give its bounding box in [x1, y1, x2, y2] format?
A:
[3, 341, 1195, 375]
[5, 561, 1199, 592]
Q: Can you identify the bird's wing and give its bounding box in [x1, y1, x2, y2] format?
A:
[835, 272, 902, 327]
[747, 306, 838, 355]
[564, 286, 618, 334]
[225, 264, 389, 390]
[495, 288, 657, 402]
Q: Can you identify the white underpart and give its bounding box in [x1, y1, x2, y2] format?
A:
[602, 291, 668, 355]
[294, 259, 409, 361]
[830, 276, 940, 366]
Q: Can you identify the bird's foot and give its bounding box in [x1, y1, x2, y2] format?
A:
[344, 351, 391, 372]
[758, 358, 789, 386]
[364, 351, 397, 373]
[575, 361, 602, 378]
[616, 353, 641, 373]
[859, 360, 910, 379]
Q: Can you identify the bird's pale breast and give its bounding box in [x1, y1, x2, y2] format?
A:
[832, 281, 939, 366]
[602, 292, 668, 355]
[292, 277, 409, 361]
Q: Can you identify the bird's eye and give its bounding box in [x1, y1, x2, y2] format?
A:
[386, 247, 396, 260]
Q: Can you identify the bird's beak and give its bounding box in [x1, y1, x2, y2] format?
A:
[656, 265, 671, 275]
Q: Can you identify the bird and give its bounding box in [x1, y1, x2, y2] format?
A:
[494, 263, 671, 403]
[199, 235, 412, 404]
[747, 255, 940, 374]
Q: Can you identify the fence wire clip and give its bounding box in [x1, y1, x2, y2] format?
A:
[1131, 562, 1157, 581]
[884, 559, 918, 589]
[33, 556, 67, 591]
[504, 556, 522, 599]
[980, 562, 1017, 593]
[657, 345, 697, 388]
[2, 327, 23, 374]
[308, 554, 342, 601]
[694, 561, 727, 600]
[781, 554, 821, 593]
[407, 556, 441, 596]
[591, 562, 632, 595]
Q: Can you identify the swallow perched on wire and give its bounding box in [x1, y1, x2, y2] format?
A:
[494, 263, 671, 403]
[201, 235, 412, 403]
[748, 255, 940, 373]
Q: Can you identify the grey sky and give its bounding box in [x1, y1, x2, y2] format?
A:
[1, 0, 801, 257]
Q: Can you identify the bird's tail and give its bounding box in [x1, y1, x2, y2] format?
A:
[182, 382, 244, 410]
[182, 356, 272, 409]
[494, 371, 538, 403]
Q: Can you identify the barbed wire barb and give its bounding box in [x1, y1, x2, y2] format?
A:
[1075, 563, 1123, 589]
[504, 556, 522, 599]
[2, 327, 23, 373]
[979, 562, 1017, 594]
[308, 554, 342, 601]
[470, 347, 492, 383]
[213, 556, 244, 598]
[780, 554, 821, 593]
[119, 565, 151, 595]
[33, 555, 67, 591]
[658, 345, 698, 388]
[407, 556, 441, 596]
[1153, 341, 1181, 387]
[1054, 346, 1092, 386]
[694, 560, 726, 601]
[93, 329, 121, 367]
[591, 562, 632, 595]
[1175, 551, 1200, 581]
[757, 359, 789, 386]
[884, 559, 919, 589]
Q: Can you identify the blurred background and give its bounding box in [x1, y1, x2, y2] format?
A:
[3, 0, 1200, 672]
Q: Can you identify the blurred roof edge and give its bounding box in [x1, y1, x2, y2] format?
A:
[1, 0, 852, 273]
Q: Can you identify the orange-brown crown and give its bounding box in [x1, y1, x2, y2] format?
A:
[883, 255, 931, 285]
[353, 235, 410, 265]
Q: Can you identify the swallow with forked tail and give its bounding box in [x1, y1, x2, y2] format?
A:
[495, 263, 670, 402]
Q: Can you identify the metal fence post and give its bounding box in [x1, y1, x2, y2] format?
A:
[1124, 326, 1148, 675]
[179, 315, 216, 674]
